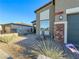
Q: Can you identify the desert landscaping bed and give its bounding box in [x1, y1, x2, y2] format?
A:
[0, 43, 32, 59]
[0, 34, 33, 59]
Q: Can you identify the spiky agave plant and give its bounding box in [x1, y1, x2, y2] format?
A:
[28, 35, 69, 59]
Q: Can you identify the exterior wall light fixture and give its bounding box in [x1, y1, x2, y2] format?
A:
[59, 15, 63, 20]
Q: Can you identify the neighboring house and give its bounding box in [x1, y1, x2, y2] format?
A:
[1, 23, 32, 35]
[35, 0, 79, 47]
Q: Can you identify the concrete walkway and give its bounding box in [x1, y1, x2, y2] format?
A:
[16, 34, 37, 46]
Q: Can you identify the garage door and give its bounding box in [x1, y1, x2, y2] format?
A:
[67, 13, 79, 47]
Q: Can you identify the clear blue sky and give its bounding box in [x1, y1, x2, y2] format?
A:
[0, 0, 50, 24]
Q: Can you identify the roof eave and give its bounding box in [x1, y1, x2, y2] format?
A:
[35, 1, 54, 13]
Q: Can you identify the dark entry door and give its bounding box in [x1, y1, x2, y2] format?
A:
[67, 13, 79, 48]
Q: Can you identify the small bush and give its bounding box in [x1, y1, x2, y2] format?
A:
[0, 35, 16, 43]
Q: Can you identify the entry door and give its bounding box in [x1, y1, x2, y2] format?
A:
[67, 13, 79, 47]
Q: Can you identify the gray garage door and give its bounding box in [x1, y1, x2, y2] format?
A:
[67, 13, 79, 48]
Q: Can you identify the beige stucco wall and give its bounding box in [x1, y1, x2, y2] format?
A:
[55, 0, 79, 22]
[40, 9, 49, 20]
[49, 6, 55, 36]
[36, 13, 40, 35]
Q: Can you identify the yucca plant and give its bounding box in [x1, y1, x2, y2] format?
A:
[27, 35, 71, 59]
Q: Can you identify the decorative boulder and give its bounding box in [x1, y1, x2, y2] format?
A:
[37, 55, 52, 59]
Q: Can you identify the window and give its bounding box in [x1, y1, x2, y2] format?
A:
[40, 19, 49, 35]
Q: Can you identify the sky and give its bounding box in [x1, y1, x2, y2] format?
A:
[0, 0, 50, 24]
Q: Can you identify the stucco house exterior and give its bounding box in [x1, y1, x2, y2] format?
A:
[1, 23, 32, 35]
[35, 0, 79, 47]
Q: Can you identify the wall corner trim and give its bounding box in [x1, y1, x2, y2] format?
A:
[66, 7, 79, 14]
